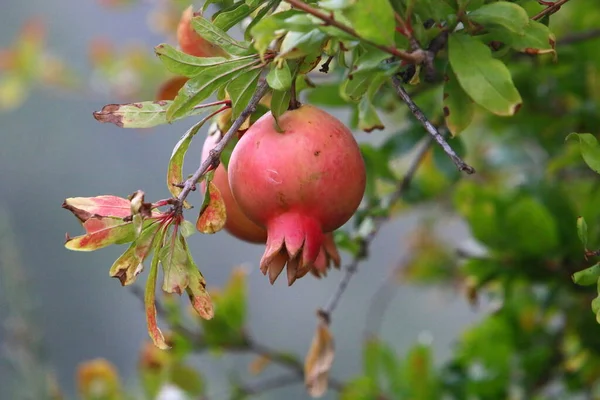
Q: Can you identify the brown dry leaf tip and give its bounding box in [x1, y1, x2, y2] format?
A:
[188, 290, 214, 319]
[93, 104, 124, 127]
[304, 313, 335, 398]
[62, 200, 93, 223]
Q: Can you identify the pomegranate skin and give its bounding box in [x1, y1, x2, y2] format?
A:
[177, 6, 226, 58]
[201, 124, 267, 244]
[228, 104, 366, 284]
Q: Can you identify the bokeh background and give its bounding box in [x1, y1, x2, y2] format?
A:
[0, 1, 482, 399]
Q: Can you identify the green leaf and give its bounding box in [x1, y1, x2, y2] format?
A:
[250, 12, 290, 57]
[573, 263, 600, 286]
[167, 115, 215, 205]
[343, 0, 395, 46]
[270, 89, 291, 129]
[266, 60, 292, 91]
[566, 133, 600, 174]
[412, 0, 456, 22]
[183, 236, 213, 320]
[226, 67, 261, 119]
[159, 230, 191, 295]
[213, 1, 257, 32]
[93, 101, 222, 129]
[508, 20, 556, 57]
[448, 33, 522, 116]
[432, 136, 467, 181]
[145, 236, 168, 349]
[578, 216, 588, 249]
[154, 44, 231, 77]
[333, 230, 362, 258]
[504, 197, 559, 257]
[180, 219, 197, 238]
[468, 2, 529, 35]
[363, 339, 382, 383]
[443, 65, 474, 136]
[381, 124, 425, 158]
[319, 0, 354, 9]
[170, 364, 205, 396]
[166, 58, 257, 121]
[191, 15, 251, 56]
[109, 222, 160, 286]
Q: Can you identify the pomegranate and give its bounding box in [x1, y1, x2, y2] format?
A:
[227, 105, 366, 285]
[177, 6, 226, 58]
[201, 124, 343, 279]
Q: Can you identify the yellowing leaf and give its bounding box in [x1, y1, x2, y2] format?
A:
[304, 316, 335, 398]
[145, 246, 169, 350]
[196, 181, 227, 234]
[65, 217, 136, 251]
[109, 222, 159, 286]
[62, 195, 133, 221]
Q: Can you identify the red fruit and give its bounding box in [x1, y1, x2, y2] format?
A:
[201, 124, 267, 244]
[201, 123, 343, 279]
[155, 75, 189, 101]
[228, 105, 366, 285]
[177, 6, 226, 58]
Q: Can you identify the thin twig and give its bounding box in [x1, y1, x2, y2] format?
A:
[558, 29, 600, 45]
[283, 0, 426, 64]
[391, 76, 475, 174]
[239, 374, 301, 395]
[320, 137, 435, 318]
[532, 0, 572, 20]
[173, 80, 269, 211]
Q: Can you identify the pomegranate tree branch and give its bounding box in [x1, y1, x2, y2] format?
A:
[320, 136, 435, 318]
[174, 79, 270, 210]
[558, 29, 600, 45]
[532, 0, 572, 21]
[391, 76, 475, 174]
[283, 0, 426, 64]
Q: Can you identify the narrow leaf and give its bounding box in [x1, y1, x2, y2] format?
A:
[154, 44, 230, 77]
[191, 16, 251, 56]
[167, 114, 216, 204]
[166, 58, 257, 121]
[213, 1, 257, 32]
[566, 133, 600, 174]
[443, 65, 475, 136]
[196, 181, 227, 234]
[357, 96, 384, 133]
[145, 244, 169, 349]
[448, 33, 522, 116]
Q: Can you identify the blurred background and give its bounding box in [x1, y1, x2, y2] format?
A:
[0, 1, 489, 399]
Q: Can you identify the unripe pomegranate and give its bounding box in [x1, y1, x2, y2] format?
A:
[177, 6, 226, 58]
[228, 105, 366, 285]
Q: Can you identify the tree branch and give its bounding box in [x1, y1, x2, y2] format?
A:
[320, 137, 435, 318]
[558, 29, 600, 45]
[532, 0, 572, 21]
[283, 0, 426, 64]
[391, 76, 475, 174]
[173, 79, 270, 212]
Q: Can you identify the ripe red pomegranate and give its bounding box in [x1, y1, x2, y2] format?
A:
[177, 6, 226, 58]
[227, 105, 366, 285]
[201, 124, 343, 279]
[156, 75, 189, 101]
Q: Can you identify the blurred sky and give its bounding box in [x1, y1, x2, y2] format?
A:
[0, 1, 482, 399]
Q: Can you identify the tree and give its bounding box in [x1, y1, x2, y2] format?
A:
[2, 0, 600, 398]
